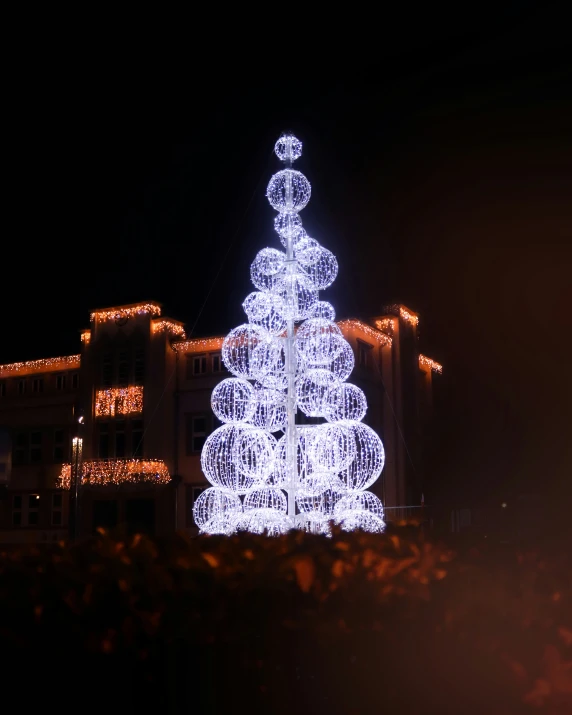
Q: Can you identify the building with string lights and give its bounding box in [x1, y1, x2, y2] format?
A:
[0, 300, 441, 543]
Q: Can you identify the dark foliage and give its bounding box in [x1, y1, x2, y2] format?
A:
[0, 526, 570, 715]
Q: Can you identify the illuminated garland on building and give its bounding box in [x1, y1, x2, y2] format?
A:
[90, 302, 162, 322]
[375, 317, 395, 334]
[384, 304, 420, 327]
[95, 386, 144, 417]
[58, 459, 170, 488]
[81, 330, 91, 344]
[172, 337, 225, 353]
[419, 354, 443, 375]
[0, 355, 81, 378]
[337, 319, 392, 347]
[151, 319, 187, 339]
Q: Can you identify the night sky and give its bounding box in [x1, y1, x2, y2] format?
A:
[4, 5, 570, 510]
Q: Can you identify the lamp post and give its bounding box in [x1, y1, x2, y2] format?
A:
[68, 417, 84, 541]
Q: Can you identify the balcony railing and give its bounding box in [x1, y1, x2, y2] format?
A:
[57, 458, 170, 488]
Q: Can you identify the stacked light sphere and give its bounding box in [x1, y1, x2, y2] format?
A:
[196, 133, 386, 535]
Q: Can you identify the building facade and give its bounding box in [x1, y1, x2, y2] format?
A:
[0, 300, 441, 542]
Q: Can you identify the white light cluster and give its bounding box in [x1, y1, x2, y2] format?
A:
[196, 134, 386, 536]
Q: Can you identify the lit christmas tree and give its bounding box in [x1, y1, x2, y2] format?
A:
[195, 134, 386, 535]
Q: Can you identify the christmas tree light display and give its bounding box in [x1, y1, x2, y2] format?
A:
[195, 134, 386, 536]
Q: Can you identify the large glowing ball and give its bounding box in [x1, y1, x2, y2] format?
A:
[274, 134, 303, 162]
[336, 422, 385, 491]
[192, 487, 243, 534]
[274, 211, 302, 240]
[334, 490, 384, 519]
[243, 291, 287, 336]
[294, 236, 319, 257]
[335, 509, 386, 533]
[275, 427, 320, 483]
[296, 368, 341, 417]
[295, 513, 333, 536]
[201, 424, 274, 493]
[325, 383, 368, 423]
[211, 378, 256, 424]
[307, 301, 336, 321]
[266, 169, 311, 213]
[296, 485, 343, 521]
[307, 423, 357, 472]
[239, 510, 293, 536]
[243, 487, 287, 513]
[300, 246, 338, 290]
[251, 386, 287, 432]
[296, 318, 343, 365]
[222, 324, 282, 381]
[296, 473, 345, 498]
[273, 272, 318, 321]
[325, 335, 355, 381]
[250, 248, 286, 292]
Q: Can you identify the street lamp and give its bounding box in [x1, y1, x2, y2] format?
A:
[68, 416, 84, 541]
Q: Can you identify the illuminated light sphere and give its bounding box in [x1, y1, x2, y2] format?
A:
[296, 484, 343, 518]
[275, 428, 320, 484]
[250, 248, 286, 292]
[300, 246, 338, 290]
[192, 487, 243, 534]
[251, 386, 287, 432]
[201, 424, 275, 493]
[307, 301, 336, 321]
[266, 169, 311, 213]
[295, 513, 333, 536]
[211, 378, 256, 424]
[274, 134, 303, 162]
[296, 318, 343, 365]
[273, 271, 318, 321]
[297, 472, 345, 498]
[274, 211, 302, 239]
[243, 291, 287, 336]
[335, 491, 384, 519]
[307, 423, 357, 472]
[337, 422, 385, 491]
[324, 334, 355, 381]
[294, 236, 319, 259]
[244, 487, 287, 513]
[336, 510, 386, 533]
[222, 324, 282, 381]
[296, 368, 341, 417]
[240, 510, 293, 536]
[325, 383, 368, 423]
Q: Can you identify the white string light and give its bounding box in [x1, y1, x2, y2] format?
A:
[199, 133, 386, 535]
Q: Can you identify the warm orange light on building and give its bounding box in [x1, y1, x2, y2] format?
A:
[375, 317, 395, 334]
[57, 459, 170, 488]
[419, 354, 443, 374]
[337, 319, 393, 347]
[81, 330, 91, 344]
[151, 319, 186, 339]
[95, 386, 144, 417]
[0, 355, 81, 378]
[399, 307, 419, 327]
[173, 336, 225, 353]
[90, 302, 162, 323]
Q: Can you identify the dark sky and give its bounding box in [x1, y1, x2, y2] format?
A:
[4, 4, 570, 507]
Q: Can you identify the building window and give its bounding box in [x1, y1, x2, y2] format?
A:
[18, 379, 26, 395]
[12, 495, 22, 526]
[56, 374, 66, 390]
[33, 378, 43, 393]
[186, 355, 207, 378]
[28, 494, 40, 525]
[185, 414, 208, 454]
[54, 429, 65, 462]
[134, 349, 145, 385]
[357, 340, 373, 368]
[115, 421, 126, 458]
[118, 352, 129, 388]
[186, 485, 206, 527]
[98, 423, 109, 459]
[30, 432, 42, 462]
[71, 372, 80, 389]
[131, 419, 144, 458]
[212, 353, 223, 373]
[102, 355, 113, 388]
[13, 433, 27, 464]
[0, 381, 5, 397]
[51, 493, 63, 526]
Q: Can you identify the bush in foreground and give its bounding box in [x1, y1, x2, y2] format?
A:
[0, 526, 570, 714]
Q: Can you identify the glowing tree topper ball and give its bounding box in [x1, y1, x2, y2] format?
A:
[196, 134, 386, 535]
